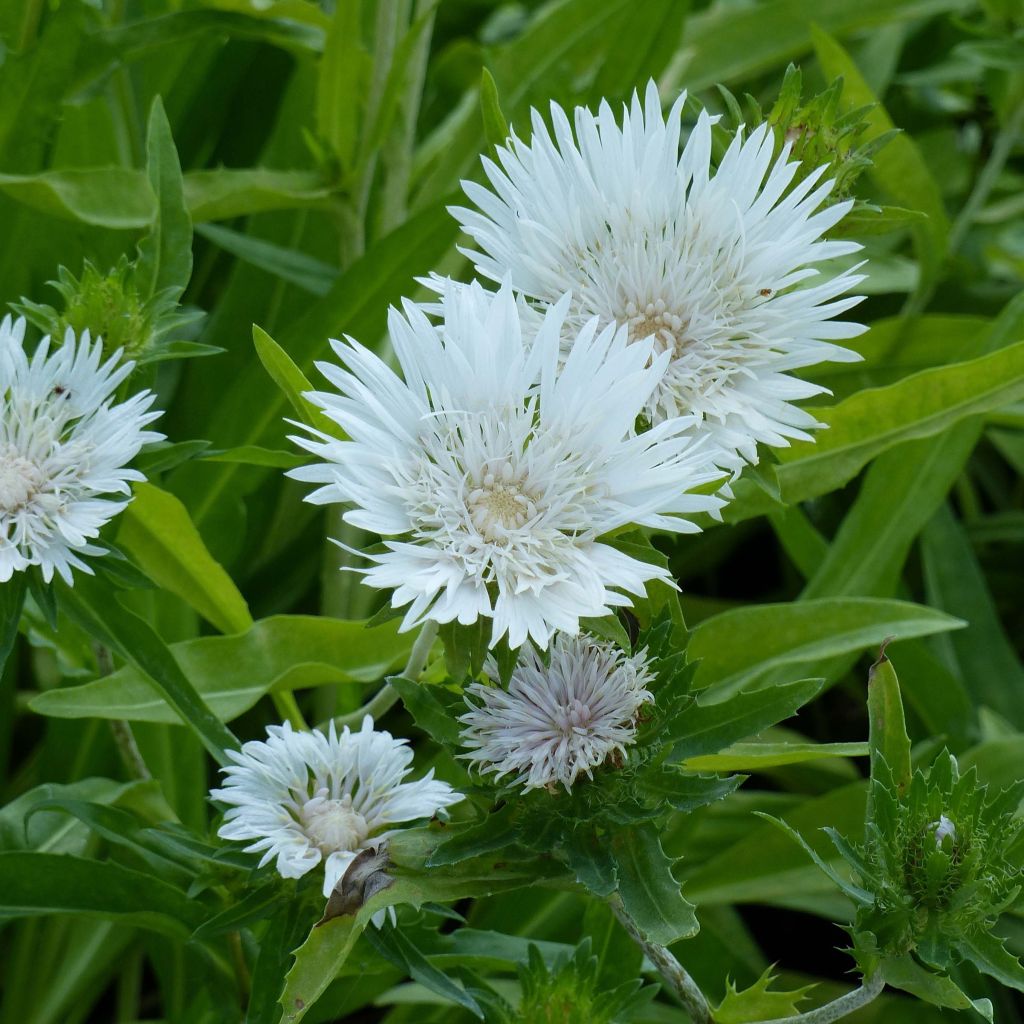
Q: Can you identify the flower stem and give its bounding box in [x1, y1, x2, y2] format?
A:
[326, 620, 438, 731]
[609, 895, 711, 1024]
[95, 643, 151, 780]
[745, 972, 885, 1024]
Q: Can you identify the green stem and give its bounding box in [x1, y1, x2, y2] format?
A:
[325, 619, 438, 731]
[745, 972, 885, 1024]
[609, 896, 711, 1024]
[272, 689, 308, 731]
[947, 97, 1024, 257]
[96, 644, 151, 781]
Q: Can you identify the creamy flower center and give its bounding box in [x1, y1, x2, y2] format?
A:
[624, 298, 690, 356]
[0, 447, 44, 513]
[467, 463, 538, 541]
[300, 794, 368, 853]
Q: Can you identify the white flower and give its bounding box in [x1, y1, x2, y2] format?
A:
[459, 634, 654, 792]
[289, 279, 723, 650]
[449, 80, 866, 471]
[931, 814, 956, 849]
[211, 717, 462, 898]
[0, 316, 162, 584]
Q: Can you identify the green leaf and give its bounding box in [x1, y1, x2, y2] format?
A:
[390, 675, 461, 748]
[758, 340, 1024, 512]
[54, 575, 238, 764]
[921, 503, 1024, 726]
[679, 0, 972, 90]
[364, 927, 483, 1018]
[196, 222, 336, 295]
[252, 324, 340, 437]
[684, 741, 868, 773]
[668, 678, 823, 761]
[714, 967, 815, 1024]
[117, 482, 253, 636]
[135, 96, 192, 300]
[755, 813, 874, 906]
[279, 832, 556, 1022]
[867, 654, 912, 793]
[0, 572, 26, 675]
[690, 597, 964, 697]
[0, 852, 205, 937]
[0, 169, 154, 227]
[439, 619, 490, 680]
[880, 955, 993, 1019]
[803, 422, 982, 600]
[479, 68, 509, 149]
[426, 808, 520, 868]
[957, 930, 1024, 993]
[183, 168, 330, 221]
[685, 784, 867, 910]
[31, 615, 413, 724]
[610, 823, 698, 946]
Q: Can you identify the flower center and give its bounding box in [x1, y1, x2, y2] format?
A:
[624, 299, 690, 356]
[300, 794, 369, 854]
[467, 464, 538, 542]
[553, 698, 593, 734]
[0, 447, 44, 514]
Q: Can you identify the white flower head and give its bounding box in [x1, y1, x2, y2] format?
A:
[450, 80, 866, 472]
[289, 279, 724, 650]
[211, 717, 462, 898]
[0, 316, 162, 584]
[459, 633, 654, 792]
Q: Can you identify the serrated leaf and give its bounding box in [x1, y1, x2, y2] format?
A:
[610, 823, 697, 946]
[957, 930, 1024, 993]
[755, 813, 873, 906]
[714, 967, 815, 1023]
[390, 675, 462, 748]
[427, 808, 519, 868]
[881, 955, 993, 1019]
[668, 678, 823, 761]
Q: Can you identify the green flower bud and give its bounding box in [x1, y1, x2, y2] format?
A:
[843, 752, 1023, 961]
[13, 257, 201, 363]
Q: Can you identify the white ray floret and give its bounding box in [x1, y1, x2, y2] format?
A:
[0, 316, 162, 584]
[212, 717, 461, 899]
[450, 80, 866, 472]
[289, 279, 724, 649]
[459, 634, 654, 792]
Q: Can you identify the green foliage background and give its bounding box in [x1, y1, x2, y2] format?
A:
[1, 0, 1023, 1021]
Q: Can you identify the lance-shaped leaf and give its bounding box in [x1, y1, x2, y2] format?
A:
[867, 653, 912, 795]
[668, 678, 823, 761]
[55, 575, 238, 764]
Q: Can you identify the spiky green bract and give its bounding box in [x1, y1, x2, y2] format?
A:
[478, 941, 657, 1024]
[13, 257, 203, 364]
[718, 65, 893, 207]
[840, 751, 1024, 971]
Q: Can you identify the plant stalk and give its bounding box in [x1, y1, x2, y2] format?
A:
[326, 619, 438, 731]
[609, 895, 711, 1024]
[746, 972, 885, 1024]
